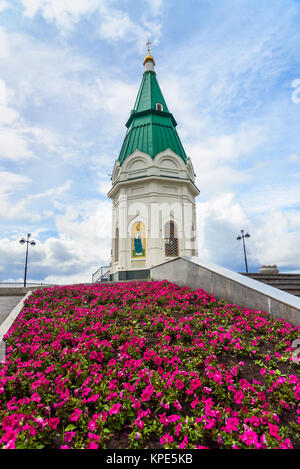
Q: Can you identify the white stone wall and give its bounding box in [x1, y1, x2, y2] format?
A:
[108, 149, 199, 275]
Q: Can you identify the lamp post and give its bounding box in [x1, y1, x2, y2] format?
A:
[237, 229, 250, 273]
[19, 233, 36, 287]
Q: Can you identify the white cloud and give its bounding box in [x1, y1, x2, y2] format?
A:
[184, 125, 265, 194]
[197, 193, 249, 266]
[0, 1, 10, 13]
[0, 26, 9, 58]
[0, 79, 38, 161]
[95, 77, 137, 121]
[197, 191, 300, 272]
[0, 128, 35, 161]
[99, 10, 137, 41]
[287, 153, 300, 163]
[145, 0, 163, 17]
[0, 170, 32, 221]
[188, 125, 265, 165]
[0, 170, 31, 196]
[0, 80, 19, 124]
[98, 8, 161, 51]
[19, 0, 162, 48]
[20, 0, 102, 31]
[0, 175, 72, 223]
[251, 208, 300, 270]
[243, 184, 300, 214]
[0, 198, 112, 283]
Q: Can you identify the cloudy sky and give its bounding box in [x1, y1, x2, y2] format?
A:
[0, 0, 300, 285]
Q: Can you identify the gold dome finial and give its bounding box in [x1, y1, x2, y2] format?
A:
[143, 40, 155, 66]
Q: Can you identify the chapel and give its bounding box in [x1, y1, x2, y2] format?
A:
[107, 46, 199, 280]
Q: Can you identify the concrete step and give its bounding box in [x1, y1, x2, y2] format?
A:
[241, 273, 300, 297]
[242, 273, 300, 280]
[259, 279, 300, 285]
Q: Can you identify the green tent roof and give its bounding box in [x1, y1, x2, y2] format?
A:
[118, 71, 187, 165]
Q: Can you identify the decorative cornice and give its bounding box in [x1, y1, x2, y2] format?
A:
[107, 174, 200, 199]
[126, 109, 177, 128]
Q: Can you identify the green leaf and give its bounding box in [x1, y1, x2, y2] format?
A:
[65, 424, 76, 432]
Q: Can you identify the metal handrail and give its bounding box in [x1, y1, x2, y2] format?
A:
[0, 282, 53, 287]
[92, 265, 110, 283]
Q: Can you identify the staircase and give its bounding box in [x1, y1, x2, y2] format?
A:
[241, 273, 300, 297]
[92, 266, 110, 283]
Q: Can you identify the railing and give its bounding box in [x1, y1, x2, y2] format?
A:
[92, 266, 110, 283]
[0, 282, 52, 288]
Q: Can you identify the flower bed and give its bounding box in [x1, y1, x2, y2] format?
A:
[0, 280, 299, 449]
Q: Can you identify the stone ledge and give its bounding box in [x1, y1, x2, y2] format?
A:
[0, 292, 32, 362]
[151, 257, 300, 327]
[0, 285, 54, 296]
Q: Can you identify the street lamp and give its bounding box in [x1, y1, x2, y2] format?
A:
[19, 233, 36, 287]
[237, 229, 250, 273]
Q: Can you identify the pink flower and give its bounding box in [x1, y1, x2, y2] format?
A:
[31, 392, 41, 403]
[141, 385, 155, 402]
[223, 417, 239, 433]
[47, 417, 60, 430]
[203, 387, 212, 394]
[134, 418, 144, 429]
[268, 423, 281, 441]
[160, 433, 174, 445]
[175, 379, 185, 390]
[234, 390, 244, 404]
[86, 441, 98, 449]
[168, 415, 181, 423]
[173, 400, 182, 410]
[179, 435, 188, 449]
[191, 396, 199, 409]
[109, 403, 122, 415]
[154, 356, 162, 366]
[203, 418, 216, 430]
[280, 439, 293, 449]
[87, 394, 99, 403]
[239, 430, 260, 447]
[70, 409, 82, 422]
[64, 431, 75, 443]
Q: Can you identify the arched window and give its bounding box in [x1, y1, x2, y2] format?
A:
[156, 102, 163, 111]
[164, 220, 178, 257]
[114, 227, 119, 262]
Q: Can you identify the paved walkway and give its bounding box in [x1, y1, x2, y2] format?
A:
[0, 296, 24, 327]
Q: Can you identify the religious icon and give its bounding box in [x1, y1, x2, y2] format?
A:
[132, 222, 146, 258]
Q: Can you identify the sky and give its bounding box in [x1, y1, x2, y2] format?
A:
[0, 0, 300, 285]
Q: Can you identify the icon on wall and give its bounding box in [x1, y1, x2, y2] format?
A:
[132, 221, 146, 258]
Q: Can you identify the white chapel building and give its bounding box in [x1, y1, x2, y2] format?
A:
[107, 47, 200, 281]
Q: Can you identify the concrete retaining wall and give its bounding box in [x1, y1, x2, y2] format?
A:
[0, 292, 32, 362]
[151, 257, 300, 327]
[0, 285, 53, 296]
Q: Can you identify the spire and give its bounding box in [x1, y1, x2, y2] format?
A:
[143, 40, 155, 72]
[118, 47, 187, 166]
